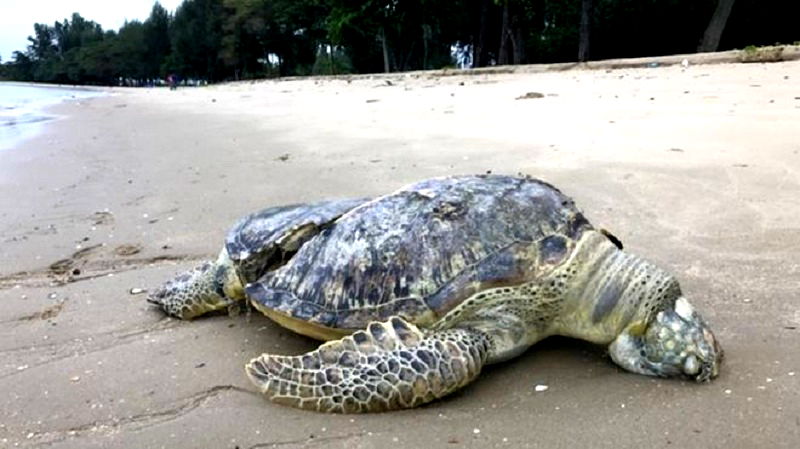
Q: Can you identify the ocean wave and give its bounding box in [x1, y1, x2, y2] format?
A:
[0, 83, 104, 150]
[0, 113, 56, 127]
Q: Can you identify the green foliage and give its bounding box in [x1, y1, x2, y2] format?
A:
[169, 0, 225, 80]
[144, 3, 172, 78]
[312, 45, 353, 75]
[2, 52, 35, 81]
[325, 0, 472, 72]
[2, 0, 799, 85]
[739, 45, 784, 63]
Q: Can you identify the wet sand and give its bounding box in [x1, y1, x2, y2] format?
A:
[1, 59, 799, 448]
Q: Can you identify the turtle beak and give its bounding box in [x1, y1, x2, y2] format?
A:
[694, 327, 723, 382]
[146, 287, 165, 305]
[673, 297, 723, 381]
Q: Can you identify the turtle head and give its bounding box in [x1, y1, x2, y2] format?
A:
[610, 297, 722, 381]
[146, 261, 224, 319]
[147, 250, 244, 320]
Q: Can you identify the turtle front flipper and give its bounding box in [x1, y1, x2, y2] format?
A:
[245, 317, 491, 413]
[147, 249, 244, 319]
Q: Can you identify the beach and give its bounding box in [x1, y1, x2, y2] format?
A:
[1, 59, 799, 448]
[0, 83, 103, 151]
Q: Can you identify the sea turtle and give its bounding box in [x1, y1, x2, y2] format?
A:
[148, 174, 722, 413]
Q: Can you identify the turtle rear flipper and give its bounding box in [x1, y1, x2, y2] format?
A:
[245, 317, 490, 413]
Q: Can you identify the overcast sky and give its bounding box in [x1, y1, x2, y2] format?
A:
[0, 0, 184, 61]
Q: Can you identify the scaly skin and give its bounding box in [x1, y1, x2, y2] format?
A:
[147, 174, 724, 413]
[246, 230, 721, 413]
[246, 317, 490, 413]
[147, 249, 245, 319]
[552, 231, 722, 381]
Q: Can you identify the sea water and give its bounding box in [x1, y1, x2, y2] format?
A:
[0, 83, 103, 150]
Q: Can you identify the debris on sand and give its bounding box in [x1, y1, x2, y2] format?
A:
[516, 92, 545, 100]
[114, 244, 142, 256]
[91, 210, 114, 225]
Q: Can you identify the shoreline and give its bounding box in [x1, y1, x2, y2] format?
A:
[0, 80, 110, 91]
[1, 60, 799, 448]
[0, 82, 107, 151]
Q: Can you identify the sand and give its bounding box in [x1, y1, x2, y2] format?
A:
[1, 59, 799, 448]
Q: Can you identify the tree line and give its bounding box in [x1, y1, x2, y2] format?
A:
[1, 0, 797, 85]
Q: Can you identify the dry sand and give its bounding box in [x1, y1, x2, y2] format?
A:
[1, 59, 799, 448]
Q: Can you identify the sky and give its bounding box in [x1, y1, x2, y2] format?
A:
[0, 0, 184, 61]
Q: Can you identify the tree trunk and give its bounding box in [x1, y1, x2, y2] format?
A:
[578, 0, 593, 62]
[380, 27, 390, 73]
[699, 0, 736, 52]
[422, 24, 431, 70]
[513, 26, 524, 64]
[329, 45, 335, 75]
[498, 2, 509, 65]
[473, 0, 489, 67]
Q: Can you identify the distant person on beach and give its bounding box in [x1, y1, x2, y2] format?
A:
[167, 74, 177, 90]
